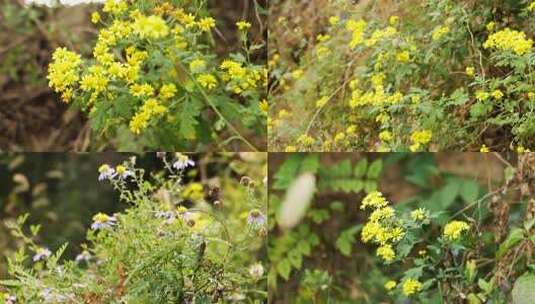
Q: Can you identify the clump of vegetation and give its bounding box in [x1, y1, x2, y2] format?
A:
[0, 153, 267, 303]
[269, 153, 535, 303]
[46, 0, 266, 151]
[269, 0, 535, 152]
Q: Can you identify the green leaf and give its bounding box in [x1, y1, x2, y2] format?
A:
[287, 249, 303, 269]
[272, 155, 303, 190]
[354, 158, 368, 178]
[178, 99, 202, 140]
[364, 180, 378, 193]
[367, 159, 383, 179]
[307, 209, 330, 224]
[439, 179, 461, 208]
[335, 226, 360, 257]
[301, 154, 320, 173]
[460, 180, 480, 203]
[496, 228, 525, 259]
[277, 259, 292, 280]
[478, 278, 493, 294]
[512, 274, 535, 304]
[297, 240, 311, 255]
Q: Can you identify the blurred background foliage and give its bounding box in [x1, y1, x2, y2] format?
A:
[0, 152, 267, 280]
[0, 0, 267, 151]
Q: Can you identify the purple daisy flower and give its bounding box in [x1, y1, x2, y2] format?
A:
[172, 154, 195, 170]
[97, 164, 115, 181]
[33, 247, 52, 262]
[90, 213, 117, 230]
[247, 209, 266, 228]
[75, 250, 92, 263]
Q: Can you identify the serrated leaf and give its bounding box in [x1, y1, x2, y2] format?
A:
[178, 99, 202, 140]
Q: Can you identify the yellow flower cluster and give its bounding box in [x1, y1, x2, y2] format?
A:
[220, 60, 263, 94]
[47, 48, 82, 98]
[366, 26, 397, 47]
[197, 74, 218, 90]
[132, 15, 169, 39]
[349, 73, 404, 108]
[182, 182, 204, 201]
[402, 278, 422, 296]
[346, 19, 368, 48]
[360, 192, 405, 263]
[409, 130, 432, 151]
[129, 99, 167, 134]
[483, 28, 533, 55]
[384, 280, 397, 291]
[432, 25, 450, 41]
[410, 208, 427, 221]
[443, 220, 470, 241]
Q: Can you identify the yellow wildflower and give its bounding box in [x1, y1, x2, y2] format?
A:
[159, 83, 177, 99]
[480, 145, 490, 152]
[198, 17, 216, 32]
[385, 280, 397, 291]
[236, 21, 252, 31]
[402, 279, 422, 296]
[410, 208, 427, 221]
[396, 50, 410, 62]
[130, 83, 155, 97]
[475, 90, 490, 101]
[379, 130, 393, 142]
[484, 28, 533, 55]
[377, 244, 395, 262]
[443, 220, 470, 241]
[91, 12, 101, 24]
[189, 59, 207, 73]
[47, 48, 82, 92]
[132, 15, 170, 39]
[361, 191, 389, 210]
[492, 90, 503, 100]
[465, 66, 475, 77]
[329, 16, 340, 26]
[432, 25, 450, 41]
[197, 74, 218, 90]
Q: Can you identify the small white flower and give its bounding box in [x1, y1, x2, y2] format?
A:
[115, 165, 134, 180]
[75, 250, 92, 263]
[248, 263, 264, 280]
[3, 295, 16, 304]
[172, 154, 195, 170]
[91, 213, 117, 230]
[97, 164, 115, 181]
[33, 247, 52, 262]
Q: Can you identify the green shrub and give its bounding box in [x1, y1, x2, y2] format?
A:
[0, 153, 267, 303]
